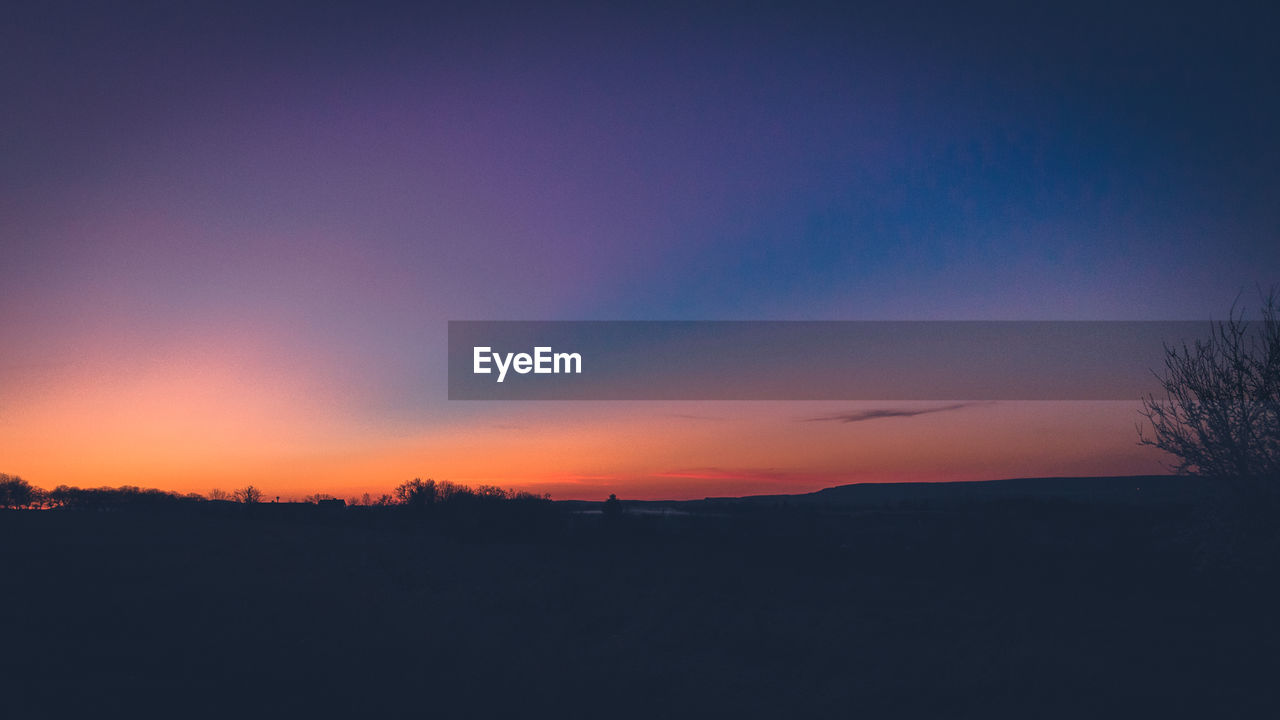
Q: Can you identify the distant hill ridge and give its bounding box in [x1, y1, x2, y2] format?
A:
[679, 475, 1214, 508]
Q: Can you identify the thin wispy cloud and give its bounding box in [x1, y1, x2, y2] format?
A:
[804, 402, 979, 424]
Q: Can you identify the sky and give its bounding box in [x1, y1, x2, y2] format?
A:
[2, 0, 1278, 500]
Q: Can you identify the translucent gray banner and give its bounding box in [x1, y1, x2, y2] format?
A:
[447, 321, 1209, 400]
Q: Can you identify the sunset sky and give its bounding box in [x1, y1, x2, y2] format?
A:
[3, 1, 1278, 500]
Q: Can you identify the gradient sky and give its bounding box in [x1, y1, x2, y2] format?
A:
[3, 1, 1278, 500]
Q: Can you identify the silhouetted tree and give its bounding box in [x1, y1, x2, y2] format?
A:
[234, 485, 263, 504]
[603, 493, 622, 517]
[208, 488, 232, 501]
[1138, 290, 1280, 498]
[434, 480, 470, 503]
[48, 485, 77, 509]
[0, 474, 41, 509]
[475, 484, 509, 501]
[395, 478, 438, 508]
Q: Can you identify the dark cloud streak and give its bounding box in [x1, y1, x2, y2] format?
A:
[805, 403, 979, 424]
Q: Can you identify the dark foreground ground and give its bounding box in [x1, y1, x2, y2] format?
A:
[3, 480, 1279, 718]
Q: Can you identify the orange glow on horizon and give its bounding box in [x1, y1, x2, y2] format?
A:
[1, 329, 1171, 503]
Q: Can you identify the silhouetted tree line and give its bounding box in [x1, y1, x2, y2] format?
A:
[370, 478, 558, 537]
[392, 477, 549, 509]
[1, 475, 202, 510]
[1, 474, 552, 518]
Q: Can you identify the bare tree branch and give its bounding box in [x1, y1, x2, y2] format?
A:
[1138, 288, 1280, 497]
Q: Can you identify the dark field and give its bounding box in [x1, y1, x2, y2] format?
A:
[4, 480, 1278, 718]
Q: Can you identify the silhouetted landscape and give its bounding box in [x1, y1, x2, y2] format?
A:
[4, 473, 1278, 717]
